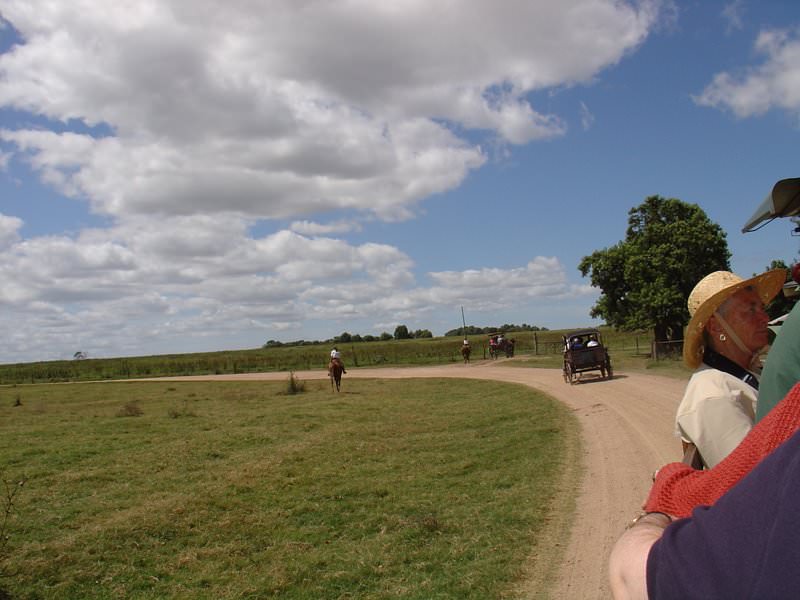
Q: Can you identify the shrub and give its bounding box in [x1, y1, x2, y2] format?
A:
[168, 399, 196, 419]
[117, 401, 143, 417]
[286, 371, 305, 395]
[0, 472, 26, 578]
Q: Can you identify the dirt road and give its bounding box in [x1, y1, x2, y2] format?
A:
[154, 360, 687, 598]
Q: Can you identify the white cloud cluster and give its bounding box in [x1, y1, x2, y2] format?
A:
[0, 1, 659, 360]
[0, 0, 658, 221]
[695, 28, 800, 118]
[0, 218, 589, 361]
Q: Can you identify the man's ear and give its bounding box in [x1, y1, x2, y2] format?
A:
[706, 313, 723, 337]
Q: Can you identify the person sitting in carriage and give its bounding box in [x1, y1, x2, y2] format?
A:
[489, 335, 498, 349]
[329, 347, 346, 375]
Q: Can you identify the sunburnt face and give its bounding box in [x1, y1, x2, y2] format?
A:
[717, 287, 770, 352]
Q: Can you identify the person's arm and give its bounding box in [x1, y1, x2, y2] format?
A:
[609, 513, 672, 600]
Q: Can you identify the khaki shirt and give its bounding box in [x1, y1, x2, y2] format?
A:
[675, 365, 758, 469]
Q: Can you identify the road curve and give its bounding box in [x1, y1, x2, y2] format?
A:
[148, 360, 686, 598]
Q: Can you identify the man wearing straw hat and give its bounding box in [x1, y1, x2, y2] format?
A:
[676, 268, 785, 469]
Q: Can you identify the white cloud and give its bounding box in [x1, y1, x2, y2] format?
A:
[579, 101, 595, 131]
[722, 1, 745, 34]
[290, 219, 362, 236]
[0, 215, 590, 360]
[0, 0, 662, 361]
[0, 0, 660, 222]
[0, 213, 22, 249]
[694, 28, 800, 118]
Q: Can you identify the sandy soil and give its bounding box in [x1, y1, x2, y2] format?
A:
[152, 359, 686, 599]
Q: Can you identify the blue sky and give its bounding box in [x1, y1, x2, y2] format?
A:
[0, 0, 799, 363]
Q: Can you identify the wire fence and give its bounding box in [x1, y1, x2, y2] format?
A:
[529, 334, 663, 358]
[650, 340, 684, 361]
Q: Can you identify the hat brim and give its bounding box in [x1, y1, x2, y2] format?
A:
[683, 269, 786, 369]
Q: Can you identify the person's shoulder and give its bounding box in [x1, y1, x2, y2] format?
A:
[683, 366, 754, 402]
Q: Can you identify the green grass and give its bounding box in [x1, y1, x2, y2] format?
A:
[0, 378, 580, 599]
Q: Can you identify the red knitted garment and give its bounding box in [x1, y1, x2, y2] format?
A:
[644, 382, 800, 518]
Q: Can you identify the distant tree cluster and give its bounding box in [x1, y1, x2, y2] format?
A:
[444, 323, 548, 337]
[263, 324, 433, 349]
[263, 339, 321, 348]
[393, 325, 433, 339]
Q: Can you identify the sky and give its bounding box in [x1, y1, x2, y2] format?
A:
[1, 0, 799, 363]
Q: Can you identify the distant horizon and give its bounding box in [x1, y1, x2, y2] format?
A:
[2, 320, 622, 366]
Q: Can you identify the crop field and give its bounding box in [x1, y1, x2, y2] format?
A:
[0, 378, 580, 599]
[0, 327, 670, 385]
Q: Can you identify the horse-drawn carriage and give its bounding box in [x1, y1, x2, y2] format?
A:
[488, 333, 515, 359]
[562, 328, 612, 383]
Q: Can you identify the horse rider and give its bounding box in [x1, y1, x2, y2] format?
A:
[329, 347, 346, 375]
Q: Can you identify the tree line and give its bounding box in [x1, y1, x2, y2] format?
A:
[263, 325, 433, 348]
[443, 324, 549, 337]
[263, 323, 552, 349]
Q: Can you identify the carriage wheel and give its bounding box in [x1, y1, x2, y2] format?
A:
[564, 363, 575, 384]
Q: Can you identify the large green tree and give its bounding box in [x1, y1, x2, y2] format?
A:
[579, 196, 731, 342]
[393, 325, 411, 340]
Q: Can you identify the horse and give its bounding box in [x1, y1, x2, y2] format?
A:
[329, 359, 344, 392]
[461, 344, 471, 363]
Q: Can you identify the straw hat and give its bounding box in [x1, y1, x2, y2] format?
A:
[683, 269, 786, 369]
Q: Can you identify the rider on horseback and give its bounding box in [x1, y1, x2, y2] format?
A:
[329, 347, 346, 375]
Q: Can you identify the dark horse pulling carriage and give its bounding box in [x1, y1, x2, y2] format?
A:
[488, 333, 515, 359]
[562, 328, 612, 384]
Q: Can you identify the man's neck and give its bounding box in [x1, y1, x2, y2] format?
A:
[707, 339, 752, 371]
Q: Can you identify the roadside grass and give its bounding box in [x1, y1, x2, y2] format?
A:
[0, 378, 579, 599]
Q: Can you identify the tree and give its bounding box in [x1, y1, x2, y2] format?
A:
[394, 325, 410, 340]
[762, 259, 796, 320]
[413, 329, 433, 338]
[380, 332, 393, 341]
[579, 195, 731, 342]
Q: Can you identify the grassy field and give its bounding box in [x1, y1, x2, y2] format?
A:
[0, 378, 580, 599]
[0, 326, 677, 384]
